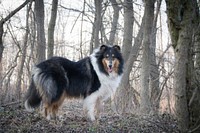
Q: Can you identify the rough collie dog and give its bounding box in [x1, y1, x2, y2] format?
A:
[24, 45, 124, 121]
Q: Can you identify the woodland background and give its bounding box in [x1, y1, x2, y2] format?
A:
[0, 0, 200, 132]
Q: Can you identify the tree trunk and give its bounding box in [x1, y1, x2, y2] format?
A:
[16, 2, 32, 100]
[90, 24, 95, 54]
[115, 0, 148, 114]
[109, 0, 120, 45]
[173, 33, 190, 132]
[47, 0, 58, 59]
[114, 0, 133, 113]
[189, 2, 200, 132]
[121, 0, 134, 62]
[116, 16, 144, 113]
[93, 0, 102, 48]
[140, 0, 155, 114]
[0, 22, 4, 88]
[165, 0, 198, 131]
[149, 0, 162, 113]
[0, 0, 32, 88]
[35, 0, 46, 63]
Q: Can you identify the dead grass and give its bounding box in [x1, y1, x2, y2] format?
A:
[0, 100, 179, 133]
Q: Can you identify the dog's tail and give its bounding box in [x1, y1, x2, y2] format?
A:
[24, 78, 42, 112]
[24, 65, 68, 112]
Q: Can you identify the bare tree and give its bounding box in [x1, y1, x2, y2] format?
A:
[15, 2, 33, 100]
[35, 0, 46, 63]
[47, 0, 58, 59]
[93, 0, 103, 48]
[165, 0, 198, 131]
[191, 12, 200, 133]
[109, 0, 121, 45]
[89, 0, 103, 53]
[149, 0, 162, 113]
[0, 0, 32, 88]
[121, 0, 134, 62]
[116, 19, 144, 113]
[115, 0, 136, 113]
[140, 0, 156, 114]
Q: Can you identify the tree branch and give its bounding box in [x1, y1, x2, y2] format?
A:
[1, 0, 33, 24]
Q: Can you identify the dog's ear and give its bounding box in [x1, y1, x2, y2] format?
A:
[113, 45, 121, 52]
[100, 45, 107, 51]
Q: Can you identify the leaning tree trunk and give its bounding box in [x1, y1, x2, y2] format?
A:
[0, 0, 32, 88]
[116, 16, 144, 113]
[35, 0, 46, 63]
[114, 0, 133, 113]
[165, 0, 197, 132]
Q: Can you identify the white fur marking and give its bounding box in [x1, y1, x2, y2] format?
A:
[83, 46, 122, 121]
[24, 100, 34, 112]
[90, 49, 122, 102]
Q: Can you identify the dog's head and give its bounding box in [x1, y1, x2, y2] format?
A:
[96, 45, 123, 75]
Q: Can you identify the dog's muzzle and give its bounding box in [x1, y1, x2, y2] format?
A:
[108, 59, 113, 73]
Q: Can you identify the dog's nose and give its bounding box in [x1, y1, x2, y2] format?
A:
[109, 64, 112, 69]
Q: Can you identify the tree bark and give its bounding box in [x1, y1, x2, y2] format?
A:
[16, 2, 32, 100]
[140, 0, 155, 114]
[93, 0, 102, 48]
[0, 0, 32, 88]
[121, 0, 134, 62]
[90, 23, 95, 54]
[149, 0, 162, 113]
[109, 0, 120, 45]
[189, 1, 200, 132]
[47, 0, 58, 59]
[35, 0, 46, 63]
[116, 16, 144, 113]
[165, 0, 198, 131]
[115, 0, 143, 113]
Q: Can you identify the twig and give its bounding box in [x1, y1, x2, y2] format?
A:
[1, 100, 22, 107]
[189, 123, 200, 133]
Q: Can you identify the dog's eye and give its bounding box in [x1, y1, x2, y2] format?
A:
[112, 54, 115, 60]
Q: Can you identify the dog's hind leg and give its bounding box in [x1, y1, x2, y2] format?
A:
[43, 104, 57, 120]
[43, 103, 52, 120]
[51, 104, 58, 120]
[51, 92, 66, 120]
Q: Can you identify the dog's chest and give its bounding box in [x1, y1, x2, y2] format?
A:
[97, 73, 122, 100]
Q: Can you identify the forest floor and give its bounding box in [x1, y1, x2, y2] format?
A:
[0, 99, 179, 133]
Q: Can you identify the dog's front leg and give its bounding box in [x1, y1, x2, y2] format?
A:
[110, 93, 118, 114]
[83, 93, 98, 121]
[95, 96, 104, 120]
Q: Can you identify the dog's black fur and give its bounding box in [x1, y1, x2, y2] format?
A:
[24, 45, 124, 120]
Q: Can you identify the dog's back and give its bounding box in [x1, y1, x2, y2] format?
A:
[24, 56, 100, 119]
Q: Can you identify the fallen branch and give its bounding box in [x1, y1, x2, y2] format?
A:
[1, 100, 22, 107]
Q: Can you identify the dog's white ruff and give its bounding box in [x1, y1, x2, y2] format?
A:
[83, 49, 122, 121]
